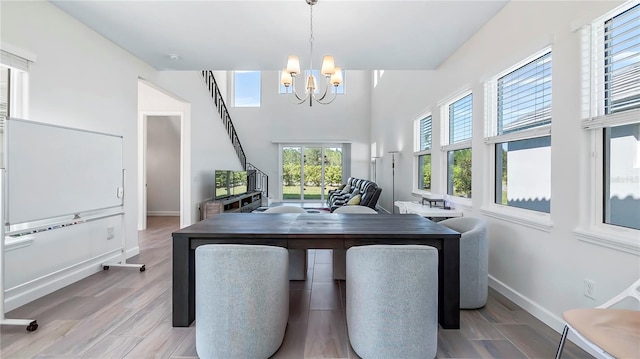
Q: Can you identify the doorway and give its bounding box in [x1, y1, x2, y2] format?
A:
[281, 145, 343, 203]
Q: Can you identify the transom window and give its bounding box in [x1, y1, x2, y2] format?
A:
[234, 71, 261, 107]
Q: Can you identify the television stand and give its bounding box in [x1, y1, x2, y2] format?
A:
[201, 191, 262, 220]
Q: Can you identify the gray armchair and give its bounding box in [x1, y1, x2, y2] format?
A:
[195, 244, 288, 359]
[346, 245, 439, 359]
[439, 217, 488, 309]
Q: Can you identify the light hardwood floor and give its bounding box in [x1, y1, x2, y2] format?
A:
[1, 216, 590, 358]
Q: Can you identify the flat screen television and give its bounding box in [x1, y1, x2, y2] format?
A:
[215, 170, 248, 200]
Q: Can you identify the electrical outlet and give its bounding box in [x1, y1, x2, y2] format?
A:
[107, 227, 115, 240]
[584, 279, 596, 299]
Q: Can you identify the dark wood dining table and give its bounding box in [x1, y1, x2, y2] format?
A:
[171, 212, 462, 329]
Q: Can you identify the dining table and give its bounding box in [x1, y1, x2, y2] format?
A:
[171, 212, 462, 329]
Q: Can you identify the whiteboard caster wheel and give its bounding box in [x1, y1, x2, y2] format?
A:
[103, 265, 109, 270]
[26, 321, 38, 332]
[140, 265, 146, 272]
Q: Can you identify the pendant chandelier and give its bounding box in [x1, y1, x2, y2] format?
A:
[280, 0, 343, 107]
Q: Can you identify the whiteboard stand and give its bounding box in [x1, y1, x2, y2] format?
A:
[0, 170, 38, 331]
[102, 170, 145, 272]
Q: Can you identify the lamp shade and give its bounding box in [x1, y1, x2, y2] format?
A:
[306, 74, 317, 91]
[330, 67, 343, 86]
[321, 56, 336, 76]
[280, 70, 292, 86]
[286, 55, 301, 75]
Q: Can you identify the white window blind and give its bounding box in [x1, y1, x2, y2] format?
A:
[419, 115, 432, 151]
[603, 4, 640, 115]
[449, 94, 473, 144]
[583, 2, 640, 129]
[498, 52, 552, 135]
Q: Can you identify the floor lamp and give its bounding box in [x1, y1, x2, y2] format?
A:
[388, 151, 399, 214]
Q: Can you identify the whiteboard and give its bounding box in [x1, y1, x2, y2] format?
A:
[5, 118, 123, 224]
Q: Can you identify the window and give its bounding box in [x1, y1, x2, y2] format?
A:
[582, 2, 639, 233]
[442, 93, 472, 198]
[488, 50, 552, 213]
[414, 115, 432, 191]
[604, 123, 640, 230]
[234, 71, 261, 107]
[1, 49, 30, 168]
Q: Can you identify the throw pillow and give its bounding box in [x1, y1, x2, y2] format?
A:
[340, 185, 351, 194]
[347, 194, 361, 205]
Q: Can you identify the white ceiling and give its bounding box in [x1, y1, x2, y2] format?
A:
[50, 0, 509, 71]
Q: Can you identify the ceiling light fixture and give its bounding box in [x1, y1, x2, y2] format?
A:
[280, 0, 342, 107]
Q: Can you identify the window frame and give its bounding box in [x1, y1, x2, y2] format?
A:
[485, 48, 553, 216]
[413, 112, 433, 193]
[576, 1, 640, 254]
[232, 70, 262, 108]
[440, 90, 473, 201]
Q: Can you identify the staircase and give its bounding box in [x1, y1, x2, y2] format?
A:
[201, 70, 269, 199]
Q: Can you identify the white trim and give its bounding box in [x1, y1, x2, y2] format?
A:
[582, 109, 640, 130]
[441, 140, 472, 152]
[485, 125, 551, 144]
[147, 211, 180, 216]
[437, 87, 473, 108]
[574, 227, 640, 256]
[0, 43, 37, 64]
[481, 204, 553, 232]
[488, 276, 604, 357]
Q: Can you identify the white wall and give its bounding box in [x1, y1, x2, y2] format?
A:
[151, 72, 244, 222]
[0, 0, 156, 309]
[228, 70, 372, 201]
[371, 0, 638, 333]
[147, 115, 180, 215]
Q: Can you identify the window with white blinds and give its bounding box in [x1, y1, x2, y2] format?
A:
[486, 49, 552, 213]
[419, 115, 432, 151]
[583, 2, 640, 129]
[498, 51, 552, 135]
[449, 94, 473, 144]
[603, 4, 640, 115]
[581, 1, 640, 236]
[414, 114, 432, 192]
[440, 91, 473, 198]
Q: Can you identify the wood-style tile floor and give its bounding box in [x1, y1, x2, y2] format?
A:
[1, 216, 590, 358]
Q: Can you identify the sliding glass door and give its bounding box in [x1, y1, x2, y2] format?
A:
[281, 145, 342, 202]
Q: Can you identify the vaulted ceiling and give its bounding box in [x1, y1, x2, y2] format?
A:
[51, 0, 509, 71]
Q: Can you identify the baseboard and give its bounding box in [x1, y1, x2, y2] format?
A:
[4, 246, 140, 312]
[147, 211, 180, 216]
[488, 275, 601, 356]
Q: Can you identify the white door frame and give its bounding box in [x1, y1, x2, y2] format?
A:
[279, 143, 343, 203]
[138, 110, 190, 230]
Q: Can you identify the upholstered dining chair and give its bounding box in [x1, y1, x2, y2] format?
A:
[555, 278, 640, 359]
[263, 206, 308, 280]
[195, 244, 288, 359]
[438, 217, 488, 309]
[332, 205, 378, 280]
[346, 245, 439, 359]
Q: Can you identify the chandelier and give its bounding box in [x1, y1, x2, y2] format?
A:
[280, 0, 343, 107]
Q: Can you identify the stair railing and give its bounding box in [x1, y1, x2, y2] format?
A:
[201, 70, 246, 169]
[201, 71, 269, 198]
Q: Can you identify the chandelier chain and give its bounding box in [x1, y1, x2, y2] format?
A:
[309, 4, 314, 71]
